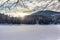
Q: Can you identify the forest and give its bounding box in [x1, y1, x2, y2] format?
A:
[0, 10, 60, 24]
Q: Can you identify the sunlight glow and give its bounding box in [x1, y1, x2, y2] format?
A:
[19, 13, 28, 18]
[5, 11, 32, 18]
[16, 12, 30, 18]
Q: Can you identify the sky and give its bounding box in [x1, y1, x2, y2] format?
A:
[0, 0, 60, 17]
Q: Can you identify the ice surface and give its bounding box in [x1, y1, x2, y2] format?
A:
[0, 24, 60, 40]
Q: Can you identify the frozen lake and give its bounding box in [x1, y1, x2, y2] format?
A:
[0, 24, 60, 40]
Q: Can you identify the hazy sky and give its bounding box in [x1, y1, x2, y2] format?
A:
[0, 0, 60, 17]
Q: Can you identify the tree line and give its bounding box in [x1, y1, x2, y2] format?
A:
[0, 13, 60, 24]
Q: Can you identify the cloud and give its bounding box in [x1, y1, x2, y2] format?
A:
[0, 0, 60, 16]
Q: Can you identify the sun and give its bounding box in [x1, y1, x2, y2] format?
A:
[20, 14, 25, 18]
[19, 13, 28, 18]
[16, 12, 30, 18]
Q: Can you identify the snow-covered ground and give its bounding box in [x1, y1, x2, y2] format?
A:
[0, 24, 60, 40]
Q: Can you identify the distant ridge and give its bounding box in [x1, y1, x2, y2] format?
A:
[31, 10, 60, 15]
[0, 10, 60, 24]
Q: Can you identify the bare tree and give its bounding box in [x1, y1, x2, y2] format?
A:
[0, 0, 55, 12]
[0, 0, 10, 9]
[0, 0, 9, 7]
[0, 0, 28, 10]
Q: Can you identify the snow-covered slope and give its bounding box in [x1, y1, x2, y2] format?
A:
[0, 25, 60, 40]
[0, 0, 60, 15]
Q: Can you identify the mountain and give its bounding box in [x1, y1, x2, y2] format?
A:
[0, 10, 60, 24]
[29, 10, 60, 24]
[31, 10, 60, 15]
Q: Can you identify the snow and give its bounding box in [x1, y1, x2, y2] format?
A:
[0, 24, 60, 40]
